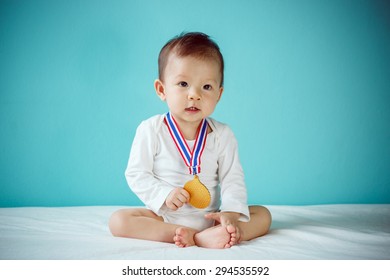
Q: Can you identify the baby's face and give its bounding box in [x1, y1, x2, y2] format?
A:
[156, 54, 223, 127]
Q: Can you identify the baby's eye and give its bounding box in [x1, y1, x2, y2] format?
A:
[203, 84, 212, 90]
[178, 81, 188, 87]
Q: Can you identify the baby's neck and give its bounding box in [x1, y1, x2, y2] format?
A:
[179, 123, 199, 141]
[175, 121, 212, 141]
[171, 117, 201, 140]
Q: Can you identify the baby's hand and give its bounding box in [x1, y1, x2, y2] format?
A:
[205, 212, 242, 244]
[165, 188, 190, 210]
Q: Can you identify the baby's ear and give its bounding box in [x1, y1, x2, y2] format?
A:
[154, 79, 166, 101]
[217, 86, 224, 102]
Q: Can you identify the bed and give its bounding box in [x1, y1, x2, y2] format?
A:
[0, 204, 389, 260]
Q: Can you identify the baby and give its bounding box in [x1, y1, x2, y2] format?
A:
[109, 32, 271, 249]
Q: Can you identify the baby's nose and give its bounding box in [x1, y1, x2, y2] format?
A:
[188, 88, 201, 100]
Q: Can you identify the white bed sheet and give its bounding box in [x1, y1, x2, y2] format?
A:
[0, 205, 389, 260]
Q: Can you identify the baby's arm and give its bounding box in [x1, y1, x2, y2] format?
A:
[165, 188, 190, 210]
[216, 125, 250, 222]
[125, 118, 179, 215]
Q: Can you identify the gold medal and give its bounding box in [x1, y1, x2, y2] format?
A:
[183, 175, 211, 209]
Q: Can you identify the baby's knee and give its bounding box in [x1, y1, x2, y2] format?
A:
[261, 206, 272, 227]
[250, 205, 271, 218]
[109, 210, 127, 237]
[250, 205, 272, 234]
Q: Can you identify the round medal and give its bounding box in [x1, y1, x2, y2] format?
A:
[183, 175, 211, 209]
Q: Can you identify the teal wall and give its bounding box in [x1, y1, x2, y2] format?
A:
[1, 0, 389, 207]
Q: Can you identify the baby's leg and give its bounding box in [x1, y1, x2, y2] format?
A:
[109, 208, 191, 244]
[238, 206, 272, 242]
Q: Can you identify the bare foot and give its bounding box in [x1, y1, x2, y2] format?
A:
[173, 227, 198, 248]
[226, 224, 239, 246]
[194, 225, 237, 249]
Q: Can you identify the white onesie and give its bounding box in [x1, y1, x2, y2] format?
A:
[125, 114, 249, 231]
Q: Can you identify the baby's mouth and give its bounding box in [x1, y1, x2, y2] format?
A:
[185, 106, 200, 112]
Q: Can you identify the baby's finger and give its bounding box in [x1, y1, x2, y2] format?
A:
[180, 189, 190, 201]
[172, 197, 185, 208]
[166, 200, 178, 210]
[177, 192, 189, 203]
[204, 212, 221, 222]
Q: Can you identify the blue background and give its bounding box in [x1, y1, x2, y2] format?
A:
[1, 0, 389, 207]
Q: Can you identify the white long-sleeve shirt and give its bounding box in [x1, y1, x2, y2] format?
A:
[125, 114, 249, 226]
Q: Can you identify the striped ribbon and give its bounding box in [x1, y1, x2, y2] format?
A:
[164, 112, 208, 175]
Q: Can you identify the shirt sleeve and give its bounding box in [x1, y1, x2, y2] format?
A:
[124, 119, 174, 216]
[216, 125, 250, 222]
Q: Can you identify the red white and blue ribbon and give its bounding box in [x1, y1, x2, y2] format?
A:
[164, 112, 208, 175]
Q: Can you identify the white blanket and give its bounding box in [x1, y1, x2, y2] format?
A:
[0, 205, 389, 259]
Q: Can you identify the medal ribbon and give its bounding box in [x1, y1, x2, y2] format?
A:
[164, 112, 208, 175]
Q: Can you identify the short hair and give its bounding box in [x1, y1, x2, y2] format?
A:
[158, 32, 224, 86]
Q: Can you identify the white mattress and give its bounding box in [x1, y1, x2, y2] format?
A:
[0, 205, 389, 260]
